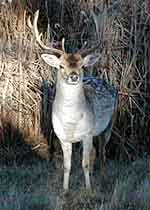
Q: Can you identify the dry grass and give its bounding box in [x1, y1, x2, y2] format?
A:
[0, 3, 55, 158]
[111, 0, 150, 160]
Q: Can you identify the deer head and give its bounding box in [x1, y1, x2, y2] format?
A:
[28, 10, 101, 85]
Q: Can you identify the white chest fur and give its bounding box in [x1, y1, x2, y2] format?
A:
[52, 78, 94, 142]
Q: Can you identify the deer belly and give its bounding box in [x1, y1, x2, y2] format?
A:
[52, 112, 94, 142]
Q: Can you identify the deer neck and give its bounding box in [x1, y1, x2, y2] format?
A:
[54, 71, 86, 109]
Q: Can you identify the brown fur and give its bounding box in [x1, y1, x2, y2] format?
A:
[61, 54, 83, 69]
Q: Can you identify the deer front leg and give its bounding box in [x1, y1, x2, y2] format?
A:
[82, 137, 93, 189]
[60, 141, 72, 190]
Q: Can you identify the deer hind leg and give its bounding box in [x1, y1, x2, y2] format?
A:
[60, 141, 72, 190]
[82, 137, 93, 189]
[99, 127, 112, 176]
[90, 145, 96, 172]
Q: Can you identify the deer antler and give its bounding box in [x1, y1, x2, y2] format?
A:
[78, 7, 105, 57]
[78, 41, 103, 57]
[28, 10, 63, 56]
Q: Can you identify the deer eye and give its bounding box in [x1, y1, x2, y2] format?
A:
[60, 65, 64, 70]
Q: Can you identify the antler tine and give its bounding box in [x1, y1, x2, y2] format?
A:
[62, 38, 65, 52]
[29, 10, 63, 56]
[27, 16, 32, 29]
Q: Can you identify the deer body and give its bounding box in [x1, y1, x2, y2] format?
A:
[29, 10, 118, 190]
[52, 66, 96, 190]
[51, 66, 117, 190]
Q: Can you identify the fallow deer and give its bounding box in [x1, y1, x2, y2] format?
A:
[28, 10, 118, 190]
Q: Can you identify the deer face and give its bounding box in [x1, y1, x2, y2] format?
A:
[59, 53, 83, 85]
[28, 10, 101, 85]
[41, 53, 100, 85]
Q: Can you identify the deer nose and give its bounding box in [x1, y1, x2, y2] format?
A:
[69, 72, 79, 82]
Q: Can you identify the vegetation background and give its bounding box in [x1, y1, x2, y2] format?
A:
[0, 0, 150, 209]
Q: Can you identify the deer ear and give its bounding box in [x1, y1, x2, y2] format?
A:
[83, 54, 101, 67]
[41, 54, 60, 68]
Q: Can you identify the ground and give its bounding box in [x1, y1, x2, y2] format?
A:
[0, 142, 150, 210]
